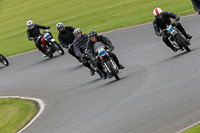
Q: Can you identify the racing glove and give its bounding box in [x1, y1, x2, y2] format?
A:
[155, 32, 162, 37]
[175, 16, 180, 21]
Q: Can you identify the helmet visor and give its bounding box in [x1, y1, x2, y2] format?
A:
[28, 24, 34, 29]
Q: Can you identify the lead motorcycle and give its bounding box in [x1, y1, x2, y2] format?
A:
[37, 30, 64, 58]
[163, 21, 191, 52]
[93, 42, 120, 80]
[0, 54, 9, 66]
[82, 49, 104, 78]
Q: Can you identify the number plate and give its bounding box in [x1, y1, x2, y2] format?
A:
[167, 25, 175, 34]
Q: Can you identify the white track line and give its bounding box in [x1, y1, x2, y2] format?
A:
[176, 121, 200, 133]
[0, 96, 45, 133]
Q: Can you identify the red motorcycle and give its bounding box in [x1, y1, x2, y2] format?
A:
[37, 30, 64, 58]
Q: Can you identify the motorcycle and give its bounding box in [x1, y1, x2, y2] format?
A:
[94, 42, 120, 80]
[0, 54, 9, 66]
[37, 30, 64, 58]
[163, 22, 191, 52]
[83, 49, 104, 78]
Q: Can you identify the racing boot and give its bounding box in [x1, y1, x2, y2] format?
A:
[118, 64, 125, 69]
[182, 30, 192, 40]
[89, 68, 95, 76]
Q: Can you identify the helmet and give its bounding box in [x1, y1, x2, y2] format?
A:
[26, 20, 34, 29]
[74, 28, 82, 35]
[88, 30, 97, 37]
[56, 22, 64, 30]
[153, 8, 162, 16]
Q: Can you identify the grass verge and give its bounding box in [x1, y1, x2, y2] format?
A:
[0, 0, 196, 57]
[182, 124, 200, 133]
[0, 98, 38, 133]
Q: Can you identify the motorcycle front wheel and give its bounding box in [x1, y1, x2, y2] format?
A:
[105, 61, 120, 80]
[0, 54, 9, 66]
[53, 42, 64, 55]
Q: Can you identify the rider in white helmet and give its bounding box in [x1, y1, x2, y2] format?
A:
[26, 20, 51, 56]
[153, 8, 192, 52]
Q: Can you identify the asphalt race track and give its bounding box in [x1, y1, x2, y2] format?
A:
[1, 15, 200, 133]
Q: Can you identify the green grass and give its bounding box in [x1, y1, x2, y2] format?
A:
[0, 98, 38, 133]
[0, 0, 195, 57]
[182, 124, 200, 133]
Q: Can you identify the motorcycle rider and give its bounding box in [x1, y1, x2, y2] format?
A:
[73, 28, 95, 76]
[26, 20, 51, 56]
[191, 0, 200, 14]
[86, 30, 125, 78]
[153, 8, 192, 52]
[56, 22, 81, 62]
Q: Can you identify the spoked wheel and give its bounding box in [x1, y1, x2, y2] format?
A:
[0, 54, 9, 66]
[105, 61, 120, 80]
[175, 34, 190, 52]
[53, 42, 64, 55]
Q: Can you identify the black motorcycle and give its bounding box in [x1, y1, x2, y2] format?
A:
[37, 30, 64, 58]
[83, 49, 104, 78]
[93, 42, 120, 80]
[0, 54, 9, 66]
[163, 22, 191, 52]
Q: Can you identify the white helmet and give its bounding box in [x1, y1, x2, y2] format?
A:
[74, 28, 82, 35]
[26, 20, 34, 29]
[56, 22, 64, 30]
[153, 8, 162, 16]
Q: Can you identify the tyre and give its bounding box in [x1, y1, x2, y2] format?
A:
[105, 61, 120, 80]
[175, 34, 190, 52]
[0, 54, 9, 66]
[53, 42, 64, 55]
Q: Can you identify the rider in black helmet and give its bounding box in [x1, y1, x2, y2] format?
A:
[153, 8, 192, 52]
[86, 30, 125, 70]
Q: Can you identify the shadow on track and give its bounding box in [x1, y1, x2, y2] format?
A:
[0, 66, 7, 69]
[77, 77, 102, 88]
[67, 64, 83, 71]
[27, 54, 64, 67]
[158, 48, 195, 64]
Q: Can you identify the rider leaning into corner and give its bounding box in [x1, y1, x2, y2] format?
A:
[73, 28, 95, 76]
[191, 0, 200, 14]
[56, 22, 81, 62]
[86, 30, 125, 78]
[153, 8, 192, 52]
[26, 20, 51, 56]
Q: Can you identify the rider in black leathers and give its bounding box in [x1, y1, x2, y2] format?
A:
[153, 8, 192, 52]
[86, 30, 124, 78]
[26, 20, 50, 55]
[56, 22, 80, 61]
[73, 28, 95, 75]
[191, 0, 200, 14]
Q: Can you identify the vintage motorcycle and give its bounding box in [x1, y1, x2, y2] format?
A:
[83, 49, 104, 78]
[37, 30, 64, 58]
[0, 54, 9, 66]
[93, 42, 120, 80]
[163, 22, 191, 52]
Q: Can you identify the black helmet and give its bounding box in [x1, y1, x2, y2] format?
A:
[88, 30, 97, 37]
